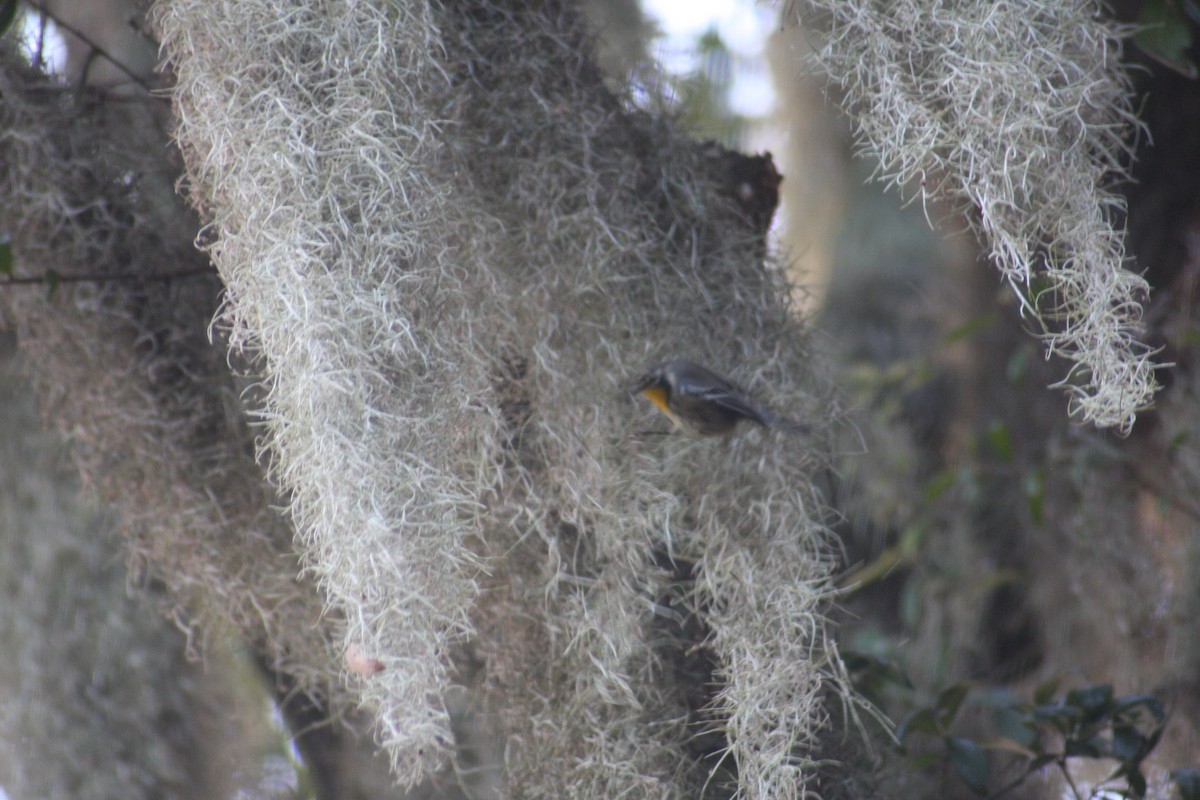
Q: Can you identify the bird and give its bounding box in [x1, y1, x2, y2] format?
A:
[628, 358, 805, 437]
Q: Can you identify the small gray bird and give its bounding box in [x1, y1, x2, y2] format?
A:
[629, 359, 804, 436]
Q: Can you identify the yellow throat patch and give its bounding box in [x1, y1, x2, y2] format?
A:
[641, 385, 671, 415]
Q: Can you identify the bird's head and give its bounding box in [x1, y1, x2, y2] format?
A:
[628, 361, 673, 414]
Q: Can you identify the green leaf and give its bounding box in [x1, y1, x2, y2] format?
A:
[1033, 703, 1077, 733]
[1066, 684, 1114, 723]
[905, 753, 944, 772]
[974, 569, 1022, 595]
[842, 651, 912, 691]
[1111, 693, 1167, 723]
[0, 0, 18, 38]
[1023, 468, 1045, 526]
[838, 543, 915, 594]
[1128, 768, 1147, 799]
[1112, 725, 1148, 762]
[1144, 718, 1167, 753]
[1064, 736, 1102, 758]
[976, 687, 1021, 709]
[976, 736, 1037, 759]
[841, 650, 880, 674]
[936, 682, 974, 728]
[1170, 767, 1200, 800]
[0, 233, 11, 276]
[993, 706, 1037, 748]
[899, 572, 925, 633]
[898, 707, 941, 741]
[1029, 752, 1059, 771]
[898, 522, 927, 557]
[942, 314, 997, 345]
[1135, 0, 1199, 78]
[1033, 676, 1063, 705]
[44, 268, 60, 298]
[1027, 273, 1057, 307]
[984, 421, 1013, 463]
[1006, 345, 1031, 385]
[1179, 326, 1200, 350]
[923, 468, 958, 503]
[945, 736, 991, 794]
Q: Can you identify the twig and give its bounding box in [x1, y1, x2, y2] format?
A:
[27, 2, 156, 93]
[0, 266, 214, 286]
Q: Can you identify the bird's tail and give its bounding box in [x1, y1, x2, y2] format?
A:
[763, 411, 810, 435]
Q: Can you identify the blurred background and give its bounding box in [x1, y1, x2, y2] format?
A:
[6, 0, 1200, 798]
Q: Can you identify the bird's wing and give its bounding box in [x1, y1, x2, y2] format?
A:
[675, 369, 773, 426]
[707, 388, 774, 425]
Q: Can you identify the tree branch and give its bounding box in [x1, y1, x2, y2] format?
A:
[27, 2, 156, 93]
